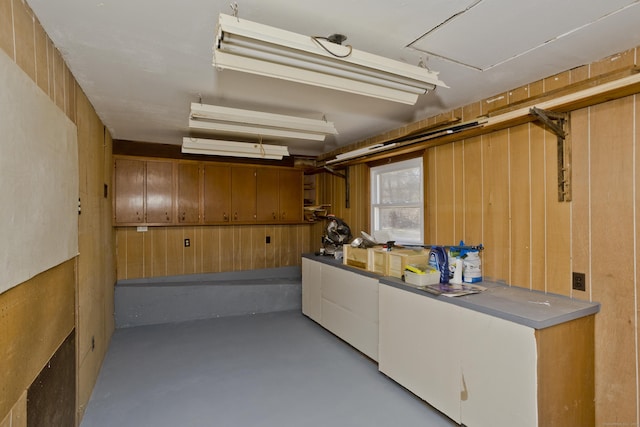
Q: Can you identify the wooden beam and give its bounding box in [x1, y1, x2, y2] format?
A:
[328, 72, 640, 167]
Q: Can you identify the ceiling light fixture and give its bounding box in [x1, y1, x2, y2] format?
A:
[181, 137, 289, 160]
[189, 103, 337, 141]
[213, 14, 448, 105]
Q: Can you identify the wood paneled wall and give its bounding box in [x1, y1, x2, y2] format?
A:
[324, 49, 640, 426]
[0, 0, 115, 424]
[116, 224, 312, 280]
[309, 163, 370, 250]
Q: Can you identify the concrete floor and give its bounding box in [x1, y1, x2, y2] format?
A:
[80, 311, 458, 427]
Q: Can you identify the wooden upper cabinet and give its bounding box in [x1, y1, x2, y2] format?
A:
[256, 168, 303, 222]
[145, 161, 174, 224]
[177, 163, 200, 224]
[231, 167, 257, 222]
[203, 164, 231, 223]
[278, 169, 303, 222]
[114, 158, 145, 224]
[256, 168, 280, 222]
[113, 157, 304, 226]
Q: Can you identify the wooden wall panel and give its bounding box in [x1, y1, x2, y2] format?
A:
[12, 0, 35, 81]
[0, 390, 26, 427]
[528, 123, 547, 292]
[115, 224, 312, 280]
[434, 144, 456, 244]
[0, 261, 75, 422]
[570, 109, 591, 297]
[462, 137, 483, 247]
[482, 130, 510, 281]
[589, 97, 636, 425]
[34, 21, 48, 94]
[75, 85, 116, 421]
[544, 125, 571, 296]
[0, 0, 13, 60]
[453, 141, 464, 242]
[509, 125, 531, 288]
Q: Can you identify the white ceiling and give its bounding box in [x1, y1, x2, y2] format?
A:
[27, 0, 640, 157]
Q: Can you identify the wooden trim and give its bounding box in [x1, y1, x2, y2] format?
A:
[536, 315, 595, 427]
[326, 72, 640, 167]
[113, 140, 296, 167]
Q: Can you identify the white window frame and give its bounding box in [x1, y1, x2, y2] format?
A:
[370, 157, 424, 245]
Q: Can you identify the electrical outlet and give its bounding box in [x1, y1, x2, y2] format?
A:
[184, 238, 190, 247]
[266, 236, 271, 244]
[572, 272, 586, 291]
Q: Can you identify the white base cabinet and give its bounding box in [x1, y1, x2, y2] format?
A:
[302, 258, 595, 427]
[301, 258, 322, 323]
[379, 283, 539, 427]
[301, 257, 378, 361]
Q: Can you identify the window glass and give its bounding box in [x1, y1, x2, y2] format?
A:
[370, 157, 424, 245]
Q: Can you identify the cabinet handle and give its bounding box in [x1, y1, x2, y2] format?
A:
[181, 212, 186, 221]
[272, 212, 277, 220]
[223, 212, 228, 221]
[165, 212, 169, 221]
[234, 212, 238, 220]
[281, 211, 286, 219]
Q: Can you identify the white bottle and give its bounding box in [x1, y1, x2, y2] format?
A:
[463, 251, 482, 283]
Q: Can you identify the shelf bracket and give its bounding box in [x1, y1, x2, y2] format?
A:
[529, 107, 571, 202]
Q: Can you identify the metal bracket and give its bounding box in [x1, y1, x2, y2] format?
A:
[530, 107, 571, 202]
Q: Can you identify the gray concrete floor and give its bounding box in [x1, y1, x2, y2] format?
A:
[80, 311, 458, 427]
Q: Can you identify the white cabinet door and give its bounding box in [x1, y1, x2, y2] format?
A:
[321, 267, 379, 360]
[301, 258, 322, 323]
[459, 309, 538, 427]
[378, 284, 463, 423]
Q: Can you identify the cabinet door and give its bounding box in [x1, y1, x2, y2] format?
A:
[256, 168, 280, 222]
[145, 160, 174, 224]
[203, 164, 231, 223]
[177, 163, 200, 224]
[114, 158, 144, 224]
[278, 169, 303, 222]
[231, 167, 256, 222]
[459, 310, 537, 427]
[378, 284, 462, 423]
[301, 258, 322, 323]
[321, 266, 379, 361]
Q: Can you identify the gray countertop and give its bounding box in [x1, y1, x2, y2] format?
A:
[303, 253, 600, 329]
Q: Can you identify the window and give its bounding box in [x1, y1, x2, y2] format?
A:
[370, 157, 424, 245]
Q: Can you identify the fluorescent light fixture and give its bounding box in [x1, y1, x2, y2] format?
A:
[326, 143, 397, 164]
[182, 137, 289, 160]
[189, 103, 337, 141]
[213, 14, 447, 105]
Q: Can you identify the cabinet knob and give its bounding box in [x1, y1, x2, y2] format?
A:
[234, 212, 238, 220]
[281, 211, 286, 219]
[223, 212, 228, 221]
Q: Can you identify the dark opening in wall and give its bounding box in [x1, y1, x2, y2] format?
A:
[27, 330, 75, 427]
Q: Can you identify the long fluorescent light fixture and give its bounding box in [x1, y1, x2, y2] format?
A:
[189, 103, 337, 141]
[182, 137, 289, 160]
[213, 13, 447, 105]
[326, 143, 397, 164]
